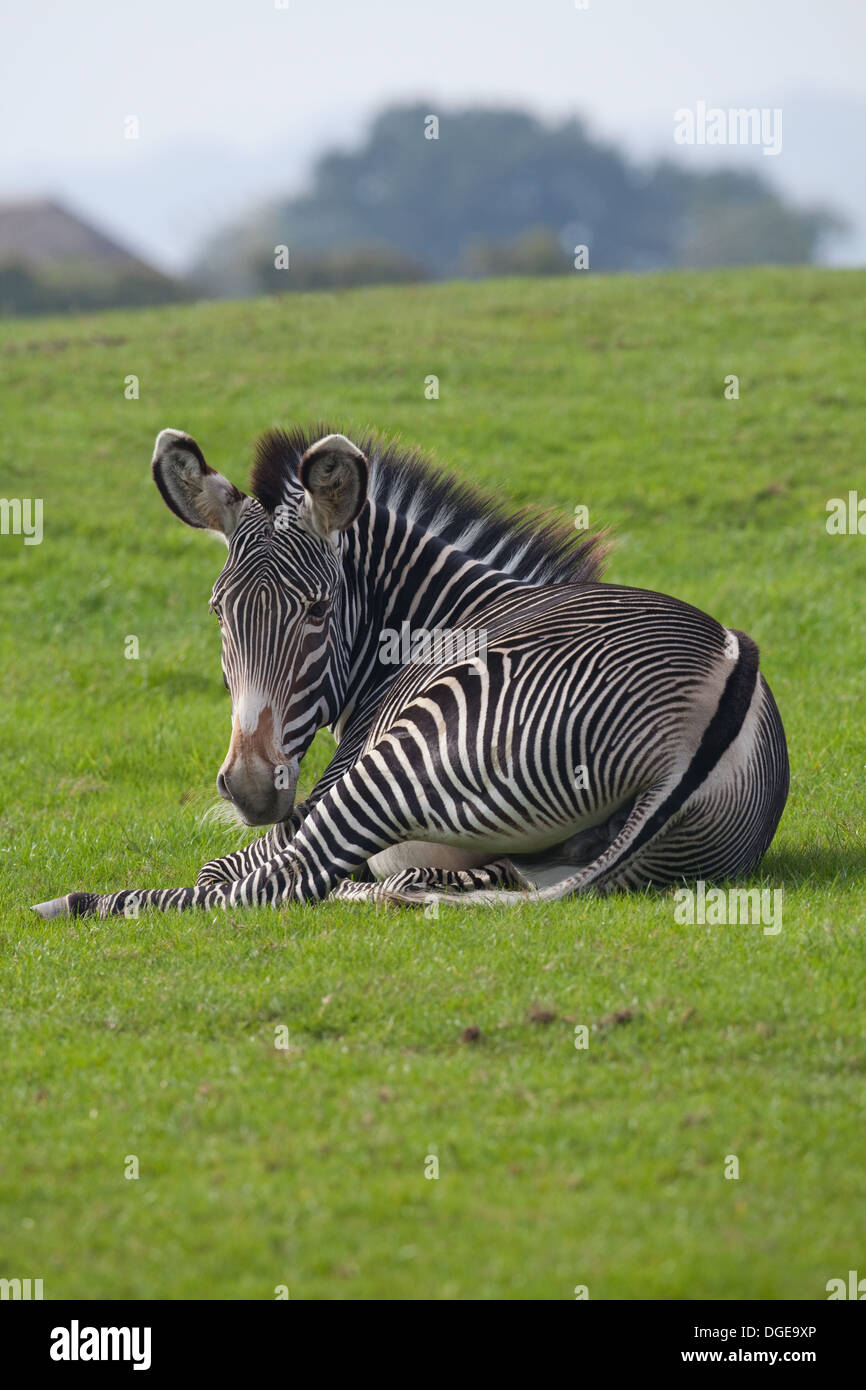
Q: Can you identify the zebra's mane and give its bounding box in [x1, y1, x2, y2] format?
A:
[250, 424, 607, 586]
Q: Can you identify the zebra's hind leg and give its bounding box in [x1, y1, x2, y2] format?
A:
[372, 787, 674, 908]
[329, 858, 534, 906]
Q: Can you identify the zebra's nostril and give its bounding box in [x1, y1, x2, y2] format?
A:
[217, 771, 231, 801]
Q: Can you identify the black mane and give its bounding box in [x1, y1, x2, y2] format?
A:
[250, 424, 606, 585]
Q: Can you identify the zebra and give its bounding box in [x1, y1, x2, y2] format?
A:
[33, 425, 789, 919]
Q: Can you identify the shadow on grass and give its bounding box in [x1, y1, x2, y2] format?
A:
[759, 842, 866, 889]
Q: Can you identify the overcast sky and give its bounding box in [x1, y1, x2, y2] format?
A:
[2, 0, 864, 269]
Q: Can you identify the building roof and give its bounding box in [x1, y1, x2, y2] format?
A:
[0, 197, 159, 274]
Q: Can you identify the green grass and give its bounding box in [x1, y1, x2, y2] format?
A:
[1, 267, 864, 1300]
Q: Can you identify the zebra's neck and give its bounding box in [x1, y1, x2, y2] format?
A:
[332, 500, 530, 741]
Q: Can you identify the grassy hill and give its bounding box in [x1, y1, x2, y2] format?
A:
[0, 267, 864, 1299]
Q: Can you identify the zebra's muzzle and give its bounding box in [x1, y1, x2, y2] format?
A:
[217, 750, 298, 827]
[217, 702, 297, 825]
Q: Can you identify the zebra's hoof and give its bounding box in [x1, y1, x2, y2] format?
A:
[32, 895, 71, 920]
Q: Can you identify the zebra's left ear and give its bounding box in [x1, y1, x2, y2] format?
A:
[151, 429, 247, 541]
[298, 435, 368, 546]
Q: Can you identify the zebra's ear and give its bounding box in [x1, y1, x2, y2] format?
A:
[297, 434, 368, 546]
[151, 430, 246, 540]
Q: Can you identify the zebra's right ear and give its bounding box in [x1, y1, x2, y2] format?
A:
[151, 430, 246, 540]
[298, 434, 369, 546]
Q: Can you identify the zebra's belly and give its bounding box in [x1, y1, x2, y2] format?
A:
[366, 798, 631, 880]
[368, 841, 492, 877]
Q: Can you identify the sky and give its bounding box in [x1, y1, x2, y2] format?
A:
[2, 0, 864, 271]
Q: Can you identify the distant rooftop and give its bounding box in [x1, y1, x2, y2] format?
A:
[0, 197, 161, 274]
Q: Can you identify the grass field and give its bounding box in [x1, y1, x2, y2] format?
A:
[1, 267, 864, 1300]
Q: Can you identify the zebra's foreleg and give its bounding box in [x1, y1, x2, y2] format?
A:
[33, 885, 216, 919]
[33, 811, 313, 917]
[32, 757, 413, 916]
[194, 802, 311, 887]
[32, 848, 307, 919]
[36, 742, 534, 917]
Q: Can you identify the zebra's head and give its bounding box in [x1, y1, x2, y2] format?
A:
[151, 428, 368, 825]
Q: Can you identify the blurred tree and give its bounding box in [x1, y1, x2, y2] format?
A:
[190, 103, 844, 295]
[249, 244, 427, 294]
[0, 259, 188, 315]
[463, 227, 569, 277]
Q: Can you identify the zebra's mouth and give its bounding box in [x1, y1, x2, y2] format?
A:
[224, 789, 295, 827]
[216, 754, 298, 826]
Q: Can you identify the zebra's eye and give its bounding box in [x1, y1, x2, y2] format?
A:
[307, 598, 329, 620]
